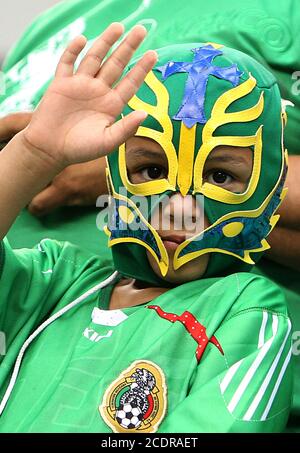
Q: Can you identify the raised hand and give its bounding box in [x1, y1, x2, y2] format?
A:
[23, 23, 157, 167]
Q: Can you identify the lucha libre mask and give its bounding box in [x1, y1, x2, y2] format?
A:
[105, 43, 287, 286]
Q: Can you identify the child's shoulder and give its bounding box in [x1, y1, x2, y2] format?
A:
[33, 237, 108, 260]
[1, 236, 114, 282]
[170, 271, 288, 328]
[34, 237, 113, 271]
[221, 271, 288, 318]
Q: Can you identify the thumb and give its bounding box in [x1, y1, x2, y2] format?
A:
[102, 111, 148, 154]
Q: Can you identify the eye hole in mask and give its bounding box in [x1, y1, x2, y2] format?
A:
[202, 145, 253, 194]
[125, 136, 253, 195]
[126, 136, 169, 185]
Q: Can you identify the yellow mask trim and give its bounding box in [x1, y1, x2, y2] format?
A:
[105, 166, 169, 276]
[177, 122, 197, 196]
[119, 71, 177, 196]
[193, 75, 264, 204]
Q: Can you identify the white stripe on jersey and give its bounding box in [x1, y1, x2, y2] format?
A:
[220, 359, 244, 394]
[261, 346, 292, 420]
[243, 318, 291, 420]
[258, 311, 268, 348]
[272, 314, 278, 337]
[220, 310, 268, 397]
[227, 314, 279, 414]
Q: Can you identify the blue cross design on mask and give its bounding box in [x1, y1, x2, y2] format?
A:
[156, 44, 243, 127]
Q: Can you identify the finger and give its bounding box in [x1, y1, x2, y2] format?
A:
[55, 35, 87, 77]
[0, 112, 33, 140]
[98, 24, 147, 86]
[28, 184, 67, 216]
[76, 22, 124, 77]
[103, 110, 148, 152]
[114, 50, 157, 104]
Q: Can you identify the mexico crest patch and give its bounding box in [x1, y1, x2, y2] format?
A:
[99, 360, 167, 433]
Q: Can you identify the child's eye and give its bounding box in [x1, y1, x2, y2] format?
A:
[206, 170, 233, 186]
[141, 166, 166, 181]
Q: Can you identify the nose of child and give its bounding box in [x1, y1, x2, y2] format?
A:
[161, 193, 205, 234]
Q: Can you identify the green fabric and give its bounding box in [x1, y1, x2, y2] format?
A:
[7, 210, 300, 432]
[7, 207, 111, 258]
[1, 0, 299, 432]
[0, 237, 293, 432]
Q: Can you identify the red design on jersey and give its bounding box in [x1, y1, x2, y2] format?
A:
[148, 305, 224, 362]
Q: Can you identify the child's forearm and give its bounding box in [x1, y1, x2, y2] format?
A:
[0, 131, 62, 240]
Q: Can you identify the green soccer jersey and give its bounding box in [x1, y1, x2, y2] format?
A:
[0, 239, 293, 432]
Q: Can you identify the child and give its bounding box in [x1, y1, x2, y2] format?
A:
[0, 23, 292, 433]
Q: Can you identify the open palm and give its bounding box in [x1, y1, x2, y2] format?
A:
[24, 23, 157, 166]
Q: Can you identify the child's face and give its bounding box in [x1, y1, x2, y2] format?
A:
[126, 136, 253, 284]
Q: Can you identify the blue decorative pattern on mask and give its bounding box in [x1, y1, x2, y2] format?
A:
[156, 45, 243, 127]
[108, 199, 162, 260]
[178, 167, 287, 260]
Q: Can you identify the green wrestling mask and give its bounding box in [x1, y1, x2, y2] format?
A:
[105, 43, 287, 286]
